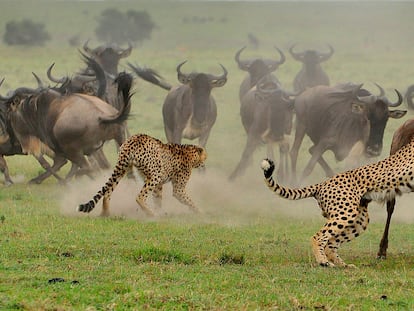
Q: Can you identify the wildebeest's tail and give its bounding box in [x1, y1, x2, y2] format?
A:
[99, 72, 133, 124]
[128, 63, 172, 91]
[261, 159, 319, 200]
[77, 150, 131, 214]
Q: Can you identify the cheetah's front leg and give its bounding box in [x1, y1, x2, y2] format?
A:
[172, 182, 199, 212]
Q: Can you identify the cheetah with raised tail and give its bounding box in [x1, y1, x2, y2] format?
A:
[261, 139, 414, 267]
[78, 134, 207, 217]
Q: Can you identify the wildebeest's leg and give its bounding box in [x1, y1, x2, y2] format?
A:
[0, 155, 13, 186]
[377, 198, 395, 259]
[316, 157, 335, 177]
[29, 155, 67, 184]
[90, 149, 111, 170]
[136, 178, 157, 216]
[300, 142, 329, 180]
[275, 140, 290, 183]
[228, 134, 260, 181]
[165, 125, 182, 144]
[198, 128, 212, 149]
[290, 122, 306, 184]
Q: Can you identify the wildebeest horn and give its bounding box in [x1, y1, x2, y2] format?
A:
[387, 89, 403, 107]
[289, 44, 304, 61]
[83, 39, 93, 54]
[176, 60, 190, 84]
[209, 64, 228, 81]
[234, 46, 250, 71]
[119, 41, 133, 58]
[374, 83, 385, 97]
[273, 46, 286, 65]
[319, 44, 335, 62]
[32, 72, 44, 88]
[0, 78, 10, 101]
[47, 63, 68, 84]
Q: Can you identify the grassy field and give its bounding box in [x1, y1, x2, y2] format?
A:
[1, 1, 414, 310]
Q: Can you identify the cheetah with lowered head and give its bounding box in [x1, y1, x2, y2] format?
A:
[261, 139, 414, 267]
[78, 134, 207, 217]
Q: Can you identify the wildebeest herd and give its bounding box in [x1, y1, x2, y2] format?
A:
[1, 41, 414, 266]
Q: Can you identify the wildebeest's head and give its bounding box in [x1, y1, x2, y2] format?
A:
[46, 52, 107, 98]
[353, 84, 406, 157]
[254, 77, 294, 141]
[235, 46, 285, 87]
[83, 40, 132, 76]
[289, 44, 334, 66]
[176, 61, 227, 125]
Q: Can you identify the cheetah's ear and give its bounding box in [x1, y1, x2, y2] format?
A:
[197, 147, 207, 161]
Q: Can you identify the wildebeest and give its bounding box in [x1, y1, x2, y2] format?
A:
[2, 72, 133, 184]
[82, 40, 132, 77]
[290, 83, 406, 183]
[0, 78, 69, 185]
[234, 46, 285, 100]
[405, 84, 414, 109]
[376, 118, 414, 258]
[47, 48, 132, 144]
[289, 44, 334, 93]
[129, 61, 228, 148]
[229, 77, 294, 181]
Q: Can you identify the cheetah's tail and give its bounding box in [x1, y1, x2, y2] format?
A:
[77, 194, 102, 213]
[261, 158, 318, 200]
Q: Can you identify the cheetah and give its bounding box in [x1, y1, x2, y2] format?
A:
[78, 134, 207, 217]
[261, 139, 414, 267]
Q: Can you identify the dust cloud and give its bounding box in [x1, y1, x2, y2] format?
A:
[59, 165, 414, 226]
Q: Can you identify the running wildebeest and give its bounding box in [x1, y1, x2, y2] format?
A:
[229, 76, 294, 181]
[1, 72, 133, 184]
[290, 83, 406, 183]
[129, 61, 228, 148]
[289, 44, 334, 93]
[235, 46, 285, 100]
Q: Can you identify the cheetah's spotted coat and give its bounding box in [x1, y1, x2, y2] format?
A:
[261, 139, 414, 267]
[78, 134, 207, 216]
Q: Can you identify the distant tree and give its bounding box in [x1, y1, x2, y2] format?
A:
[95, 8, 156, 45]
[3, 19, 50, 46]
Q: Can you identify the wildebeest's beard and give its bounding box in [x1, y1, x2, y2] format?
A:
[365, 113, 388, 158]
[249, 60, 271, 86]
[191, 75, 211, 126]
[268, 95, 293, 141]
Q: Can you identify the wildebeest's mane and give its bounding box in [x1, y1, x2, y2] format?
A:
[18, 90, 62, 152]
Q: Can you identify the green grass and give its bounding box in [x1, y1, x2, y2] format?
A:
[1, 1, 414, 310]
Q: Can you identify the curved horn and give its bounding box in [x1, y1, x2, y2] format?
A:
[374, 83, 385, 97]
[274, 46, 286, 65]
[289, 44, 304, 61]
[266, 46, 286, 72]
[176, 60, 189, 84]
[47, 63, 68, 84]
[119, 41, 133, 58]
[0, 78, 11, 101]
[234, 46, 250, 71]
[210, 63, 228, 80]
[387, 89, 403, 107]
[32, 72, 44, 88]
[319, 44, 335, 62]
[83, 39, 93, 55]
